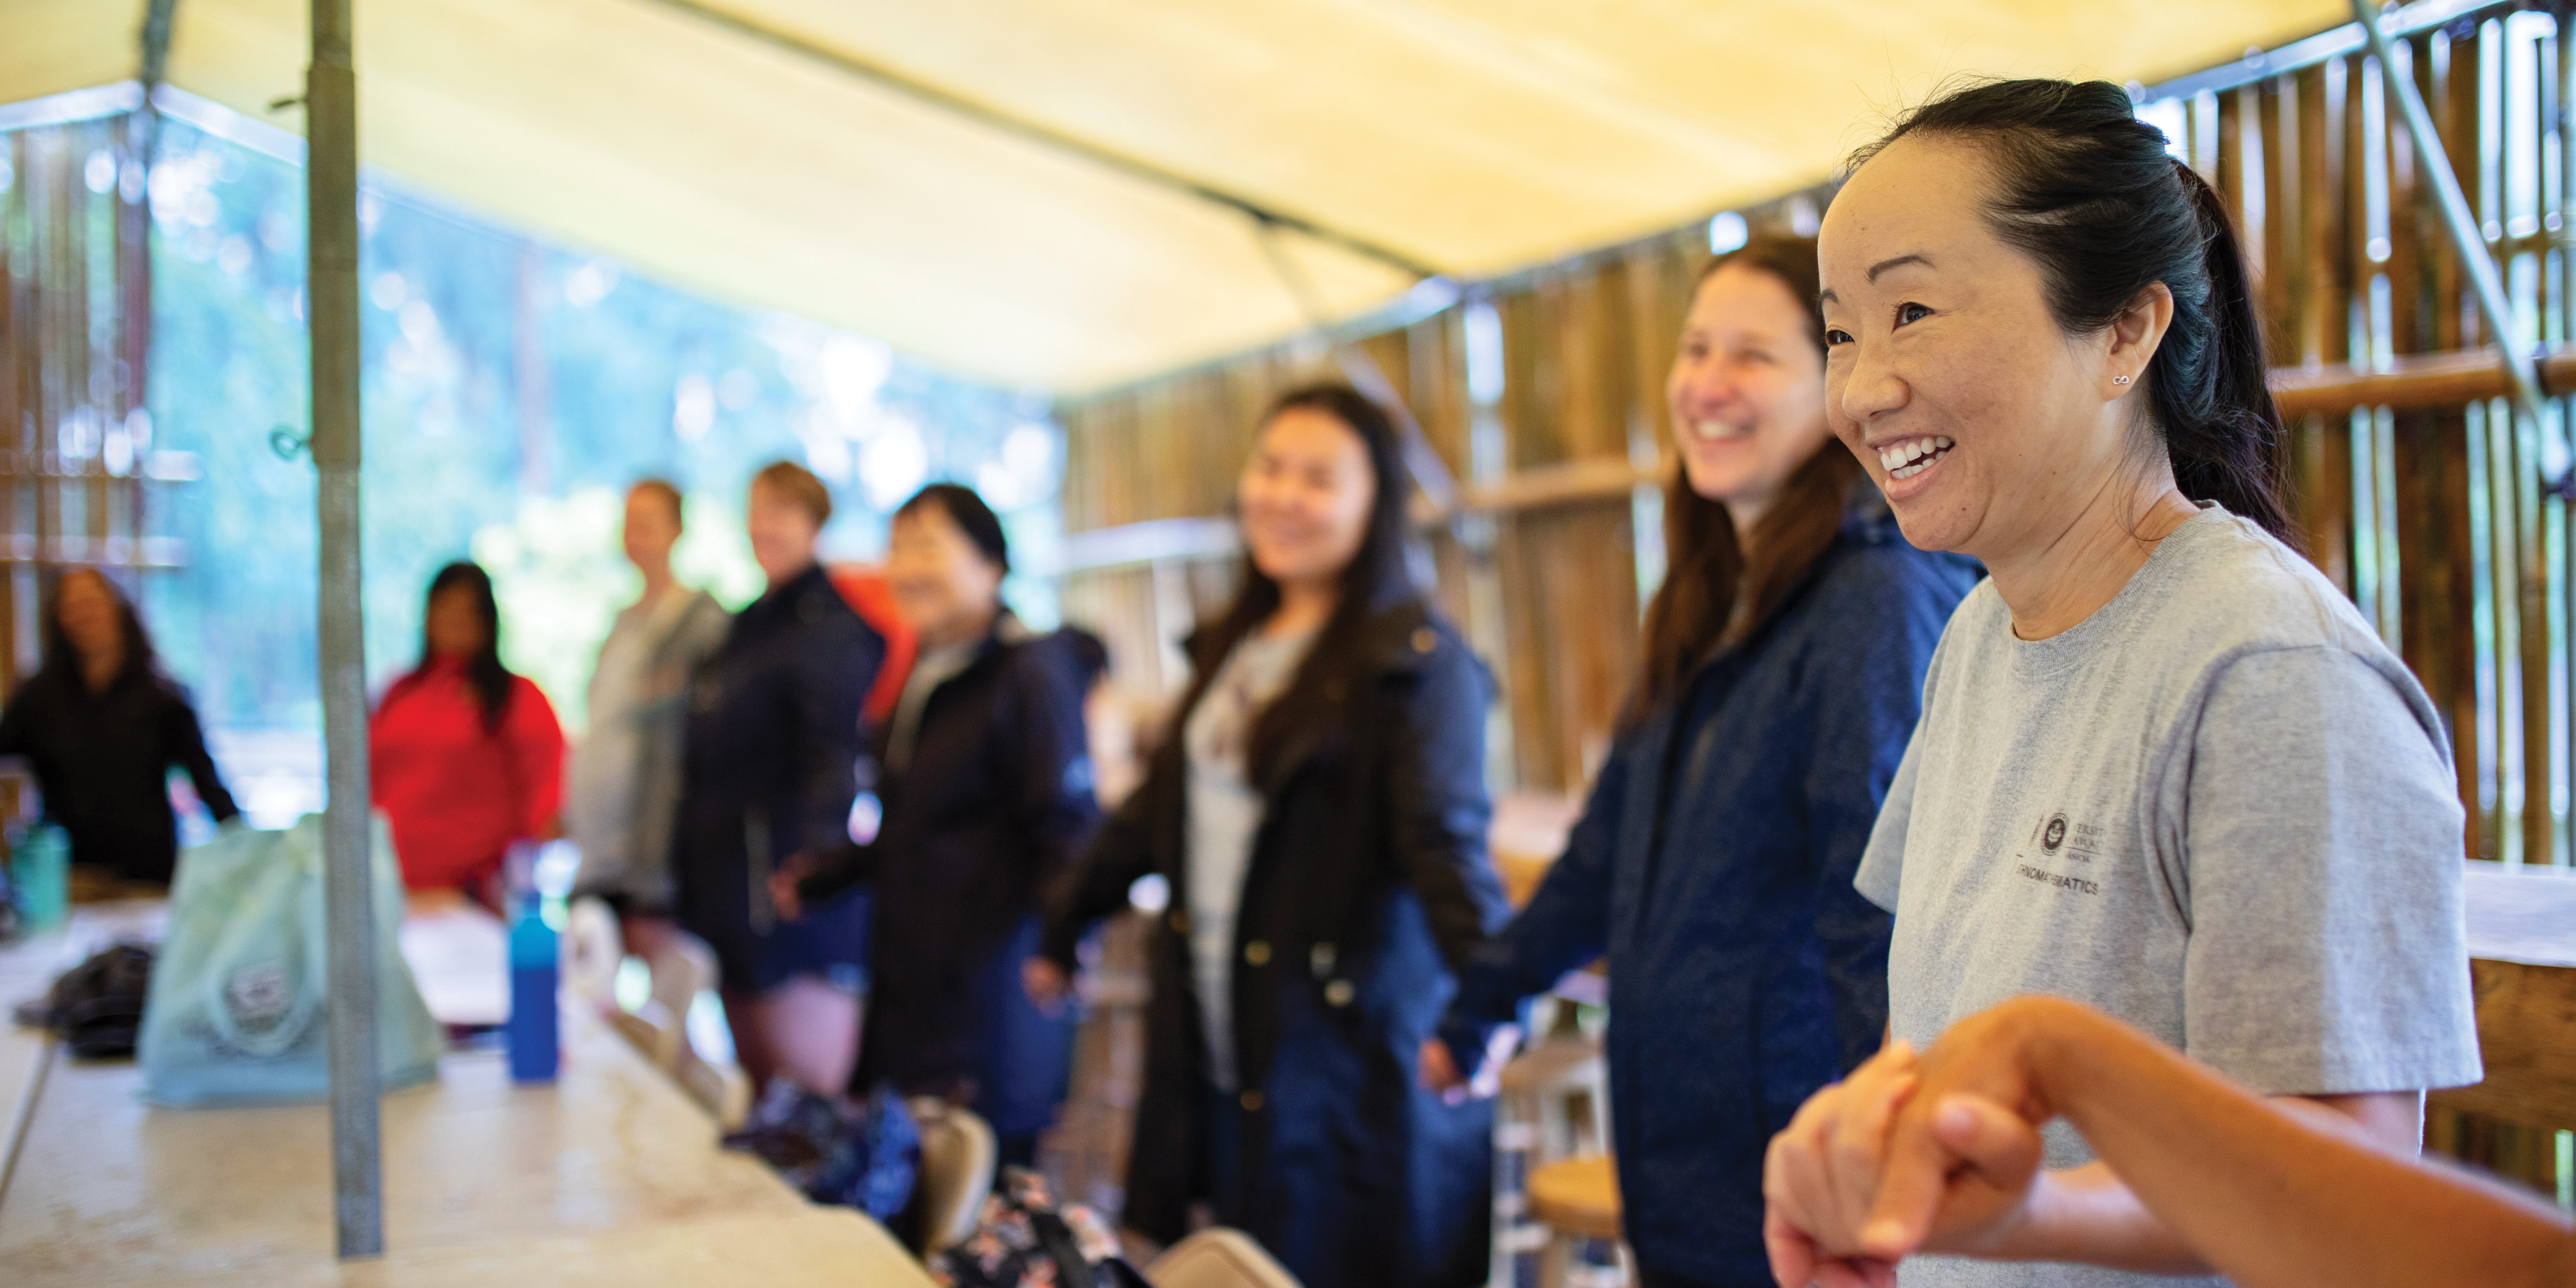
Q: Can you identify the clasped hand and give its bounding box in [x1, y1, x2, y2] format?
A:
[1762, 1002, 2065, 1288]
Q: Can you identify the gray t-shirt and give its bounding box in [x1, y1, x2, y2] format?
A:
[568, 586, 728, 909]
[1855, 505, 2482, 1288]
[1183, 626, 1316, 1092]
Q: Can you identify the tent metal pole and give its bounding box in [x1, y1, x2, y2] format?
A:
[307, 0, 381, 1260]
[1250, 217, 1462, 519]
[2559, 4, 2576, 301]
[2352, 0, 2550, 432]
[141, 0, 179, 88]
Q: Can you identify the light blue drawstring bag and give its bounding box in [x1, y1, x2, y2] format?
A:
[140, 814, 443, 1106]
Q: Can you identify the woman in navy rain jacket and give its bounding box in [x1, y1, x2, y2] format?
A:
[672, 462, 884, 1096]
[1033, 383, 1508, 1288]
[1425, 237, 1978, 1288]
[778, 483, 1106, 1169]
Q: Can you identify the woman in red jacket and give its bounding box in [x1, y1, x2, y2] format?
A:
[371, 561, 565, 909]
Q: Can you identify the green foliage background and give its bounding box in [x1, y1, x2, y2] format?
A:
[132, 115, 1065, 746]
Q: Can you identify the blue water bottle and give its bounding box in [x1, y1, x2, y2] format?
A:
[506, 887, 560, 1083]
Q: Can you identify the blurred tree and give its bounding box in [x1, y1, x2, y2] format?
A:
[109, 110, 1065, 791]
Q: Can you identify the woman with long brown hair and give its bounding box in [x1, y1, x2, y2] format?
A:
[370, 561, 564, 909]
[1421, 235, 1978, 1288]
[1031, 383, 1508, 1288]
[0, 568, 238, 889]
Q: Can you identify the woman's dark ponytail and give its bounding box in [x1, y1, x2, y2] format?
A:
[2162, 161, 2289, 537]
[1855, 79, 2292, 542]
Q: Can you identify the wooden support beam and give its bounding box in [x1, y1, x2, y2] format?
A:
[1456, 453, 1661, 516]
[1449, 347, 2576, 516]
[2270, 349, 2576, 419]
[1058, 344, 2576, 570]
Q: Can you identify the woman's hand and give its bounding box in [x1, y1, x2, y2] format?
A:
[1419, 1038, 1465, 1095]
[1023, 957, 1074, 1014]
[767, 853, 815, 922]
[1853, 998, 2066, 1260]
[1890, 1094, 2052, 1256]
[1419, 1028, 1520, 1105]
[1763, 1042, 1919, 1288]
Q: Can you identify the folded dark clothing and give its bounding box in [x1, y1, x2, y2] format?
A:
[14, 943, 154, 1060]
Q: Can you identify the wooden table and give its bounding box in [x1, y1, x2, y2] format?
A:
[2436, 863, 2576, 1130]
[0, 903, 933, 1288]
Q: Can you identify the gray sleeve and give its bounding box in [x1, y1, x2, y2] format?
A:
[2177, 646, 2482, 1094]
[675, 593, 733, 675]
[1852, 719, 1921, 914]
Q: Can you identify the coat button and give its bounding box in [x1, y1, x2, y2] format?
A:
[1243, 940, 1271, 966]
[1323, 678, 1347, 702]
[1169, 910, 1191, 934]
[1323, 979, 1354, 1007]
[1240, 1089, 1264, 1112]
[1308, 942, 1336, 976]
[1411, 627, 1438, 655]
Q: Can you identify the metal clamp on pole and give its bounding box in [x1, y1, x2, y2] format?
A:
[307, 0, 383, 1261]
[1250, 215, 1462, 523]
[2350, 0, 2557, 478]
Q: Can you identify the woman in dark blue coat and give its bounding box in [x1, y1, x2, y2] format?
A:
[1423, 237, 1978, 1288]
[671, 461, 884, 1096]
[1032, 384, 1509, 1288]
[777, 483, 1105, 1169]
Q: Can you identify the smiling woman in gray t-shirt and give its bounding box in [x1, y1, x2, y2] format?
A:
[1761, 79, 2483, 1288]
[1850, 504, 2482, 1288]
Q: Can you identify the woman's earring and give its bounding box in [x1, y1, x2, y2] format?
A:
[2112, 375, 2132, 385]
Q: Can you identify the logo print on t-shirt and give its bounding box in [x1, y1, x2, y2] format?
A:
[2014, 810, 2103, 895]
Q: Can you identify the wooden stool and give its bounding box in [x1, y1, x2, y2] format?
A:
[1492, 1014, 1617, 1288]
[1525, 1153, 1627, 1288]
[910, 1097, 997, 1254]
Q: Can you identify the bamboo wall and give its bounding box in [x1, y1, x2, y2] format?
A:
[0, 112, 172, 689]
[2172, 7, 2576, 1197]
[2172, 13, 2569, 876]
[1057, 2, 2576, 1200]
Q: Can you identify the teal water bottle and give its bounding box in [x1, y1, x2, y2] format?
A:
[9, 824, 68, 933]
[506, 887, 560, 1082]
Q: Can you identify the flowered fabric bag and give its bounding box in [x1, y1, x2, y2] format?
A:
[930, 1167, 1147, 1288]
[721, 1080, 918, 1222]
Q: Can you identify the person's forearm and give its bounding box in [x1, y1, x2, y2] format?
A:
[2032, 1004, 2572, 1288]
[1036, 847, 1132, 969]
[1963, 1162, 2211, 1273]
[794, 840, 874, 905]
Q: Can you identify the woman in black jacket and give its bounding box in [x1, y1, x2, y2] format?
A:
[0, 568, 238, 887]
[671, 461, 884, 1095]
[775, 483, 1105, 1168]
[1028, 384, 1508, 1288]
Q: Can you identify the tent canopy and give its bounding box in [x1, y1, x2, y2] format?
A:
[4, 0, 2346, 392]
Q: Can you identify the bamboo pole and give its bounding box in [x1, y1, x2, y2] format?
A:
[307, 0, 381, 1261]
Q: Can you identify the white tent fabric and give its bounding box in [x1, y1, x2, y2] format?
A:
[1, 0, 2346, 391]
